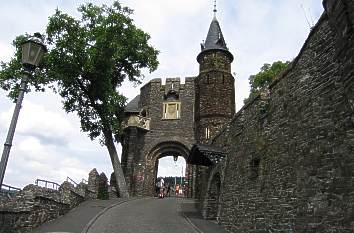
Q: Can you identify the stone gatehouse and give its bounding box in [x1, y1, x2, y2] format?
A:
[122, 0, 354, 232]
[121, 77, 196, 196]
[121, 7, 235, 197]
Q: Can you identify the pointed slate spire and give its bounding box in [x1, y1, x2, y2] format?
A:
[197, 2, 233, 62]
[203, 18, 228, 51]
[203, 0, 227, 51]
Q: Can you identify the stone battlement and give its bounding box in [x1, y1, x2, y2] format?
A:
[141, 77, 195, 93]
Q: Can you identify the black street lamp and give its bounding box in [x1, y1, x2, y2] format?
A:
[173, 155, 178, 186]
[0, 34, 47, 188]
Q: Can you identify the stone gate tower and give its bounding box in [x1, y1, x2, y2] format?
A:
[195, 13, 235, 144]
[120, 7, 235, 198]
[190, 9, 235, 200]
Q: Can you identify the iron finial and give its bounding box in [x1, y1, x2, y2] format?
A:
[213, 0, 217, 18]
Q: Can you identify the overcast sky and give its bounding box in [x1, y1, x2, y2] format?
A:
[0, 0, 323, 188]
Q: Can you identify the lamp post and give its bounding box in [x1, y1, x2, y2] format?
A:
[181, 166, 183, 185]
[173, 155, 178, 187]
[0, 34, 47, 188]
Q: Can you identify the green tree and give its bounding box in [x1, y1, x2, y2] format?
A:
[0, 1, 159, 197]
[244, 60, 289, 104]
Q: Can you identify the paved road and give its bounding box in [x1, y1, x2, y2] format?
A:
[85, 197, 227, 233]
[30, 199, 129, 233]
[29, 197, 227, 233]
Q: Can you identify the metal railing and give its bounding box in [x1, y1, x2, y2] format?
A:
[0, 184, 21, 194]
[35, 179, 60, 190]
[66, 176, 78, 186]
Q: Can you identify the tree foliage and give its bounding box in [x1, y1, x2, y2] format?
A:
[0, 1, 159, 197]
[1, 2, 159, 142]
[45, 2, 159, 142]
[244, 60, 290, 104]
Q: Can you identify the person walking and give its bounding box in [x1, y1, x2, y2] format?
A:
[155, 180, 160, 197]
[175, 184, 180, 196]
[158, 178, 165, 198]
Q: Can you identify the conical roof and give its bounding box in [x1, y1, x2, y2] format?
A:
[204, 17, 228, 51]
[197, 17, 233, 62]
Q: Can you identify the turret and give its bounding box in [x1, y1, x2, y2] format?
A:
[194, 9, 235, 144]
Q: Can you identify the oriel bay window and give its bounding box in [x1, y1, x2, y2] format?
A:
[163, 102, 181, 119]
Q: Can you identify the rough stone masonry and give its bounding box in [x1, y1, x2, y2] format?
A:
[201, 0, 354, 232]
[0, 169, 109, 233]
[121, 0, 354, 232]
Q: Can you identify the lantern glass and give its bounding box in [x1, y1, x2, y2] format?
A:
[21, 38, 46, 70]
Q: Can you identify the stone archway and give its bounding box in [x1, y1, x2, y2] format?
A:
[202, 170, 222, 220]
[144, 141, 190, 196]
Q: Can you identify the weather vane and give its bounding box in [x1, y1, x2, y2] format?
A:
[213, 0, 217, 17]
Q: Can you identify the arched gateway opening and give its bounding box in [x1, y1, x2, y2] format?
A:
[145, 141, 190, 196]
[156, 156, 186, 196]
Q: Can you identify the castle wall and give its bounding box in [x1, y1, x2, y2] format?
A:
[207, 2, 354, 232]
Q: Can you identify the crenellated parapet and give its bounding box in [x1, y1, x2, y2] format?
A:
[140, 77, 195, 98]
[125, 77, 196, 126]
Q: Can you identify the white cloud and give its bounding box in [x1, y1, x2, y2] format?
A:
[5, 136, 90, 186]
[0, 94, 112, 188]
[0, 42, 14, 62]
[0, 100, 75, 146]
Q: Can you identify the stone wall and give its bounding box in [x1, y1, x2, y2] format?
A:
[0, 169, 107, 233]
[0, 184, 81, 233]
[201, 166, 222, 220]
[204, 1, 354, 232]
[87, 168, 100, 199]
[199, 125, 231, 217]
[60, 181, 86, 208]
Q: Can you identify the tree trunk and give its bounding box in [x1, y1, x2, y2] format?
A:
[103, 128, 129, 198]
